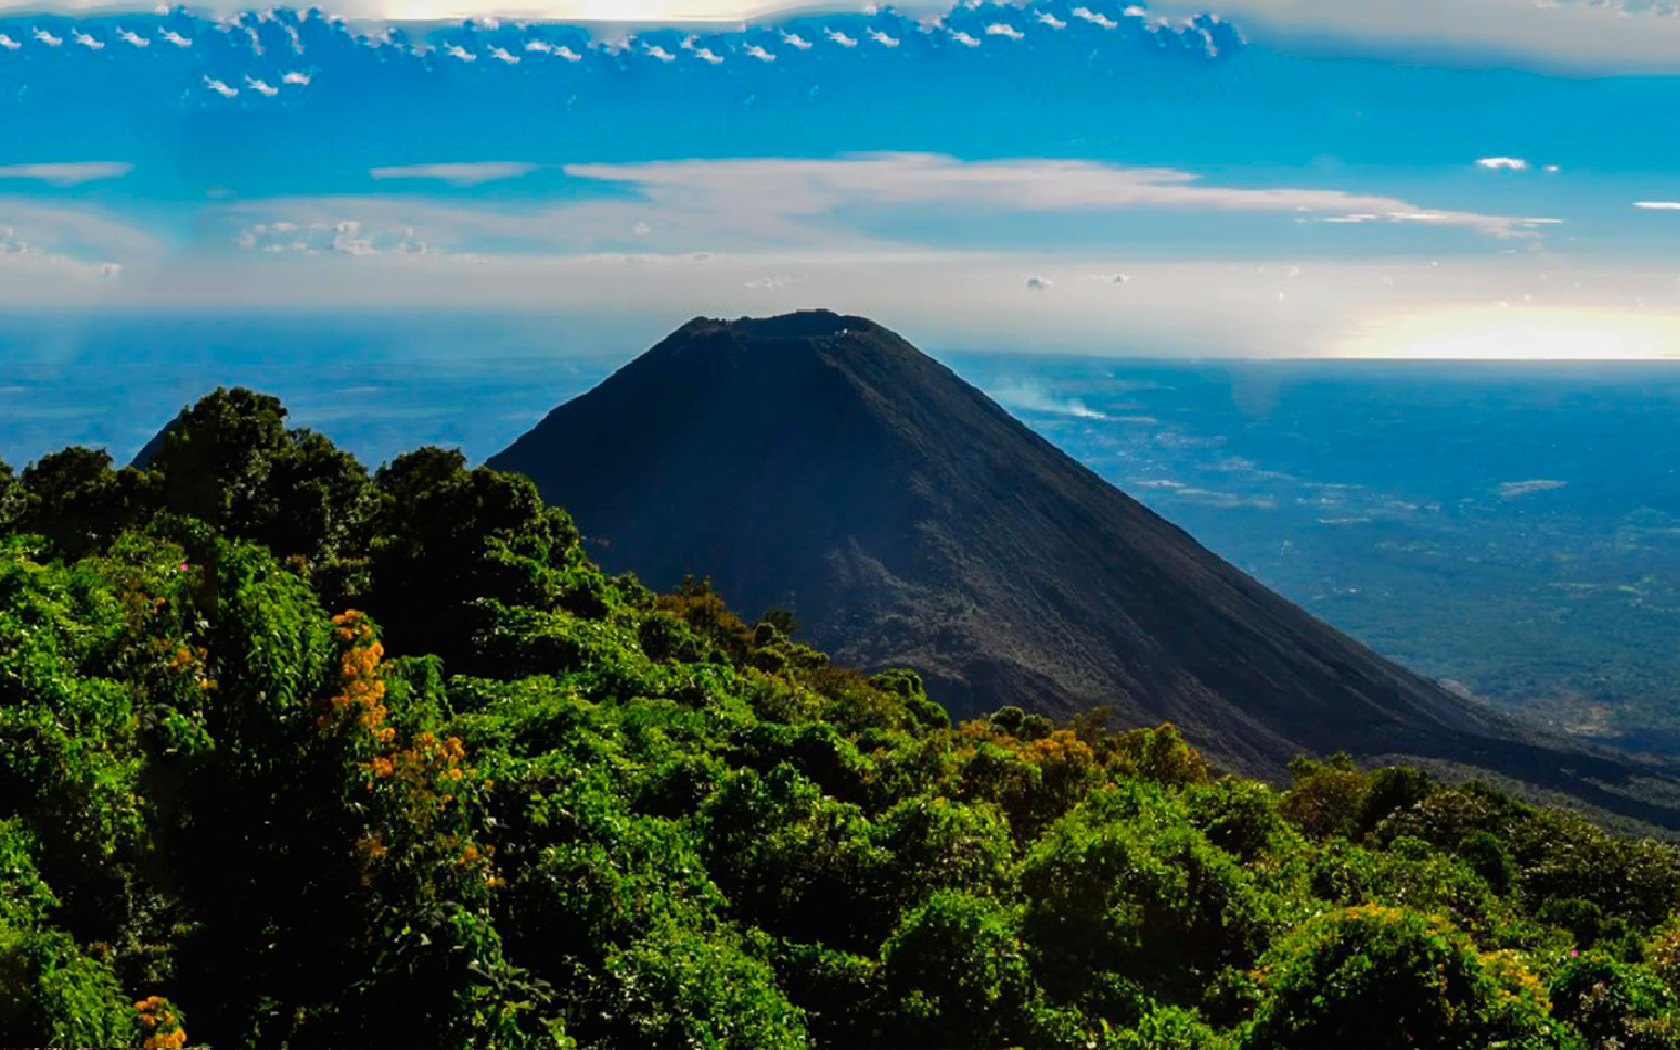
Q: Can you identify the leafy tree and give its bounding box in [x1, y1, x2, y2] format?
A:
[875, 891, 1046, 1050]
[1355, 765, 1436, 835]
[0, 457, 15, 528]
[1456, 828, 1519, 896]
[870, 795, 1014, 914]
[145, 386, 289, 525]
[1243, 906, 1563, 1050]
[699, 764, 883, 951]
[1280, 753, 1369, 840]
[14, 448, 159, 559]
[0, 821, 140, 1048]
[1022, 788, 1284, 1012]
[1549, 952, 1680, 1049]
[147, 387, 372, 568]
[1184, 778, 1303, 864]
[367, 447, 597, 671]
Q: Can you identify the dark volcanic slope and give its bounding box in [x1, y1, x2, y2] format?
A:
[490, 312, 1680, 821]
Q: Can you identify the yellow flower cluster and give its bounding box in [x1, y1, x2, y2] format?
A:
[318, 611, 393, 743]
[134, 995, 187, 1049]
[361, 730, 473, 845]
[1482, 948, 1551, 1010]
[370, 732, 466, 780]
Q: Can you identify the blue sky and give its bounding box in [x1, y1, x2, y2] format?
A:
[1, 0, 1678, 355]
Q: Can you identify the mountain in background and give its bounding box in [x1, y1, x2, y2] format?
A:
[492, 311, 1677, 821]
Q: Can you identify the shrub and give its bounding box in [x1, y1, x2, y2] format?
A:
[1243, 905, 1563, 1050]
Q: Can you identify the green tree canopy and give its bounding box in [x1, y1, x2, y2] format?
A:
[3, 390, 1680, 1050]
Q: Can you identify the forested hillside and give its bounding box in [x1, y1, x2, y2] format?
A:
[6, 388, 1680, 1049]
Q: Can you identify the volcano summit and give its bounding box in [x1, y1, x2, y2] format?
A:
[491, 311, 1679, 820]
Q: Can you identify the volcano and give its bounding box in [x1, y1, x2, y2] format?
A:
[489, 311, 1680, 821]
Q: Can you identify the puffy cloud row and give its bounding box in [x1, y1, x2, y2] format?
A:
[0, 0, 1241, 100]
[236, 217, 437, 255]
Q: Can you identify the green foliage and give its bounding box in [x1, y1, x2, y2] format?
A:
[1184, 778, 1302, 864]
[1244, 906, 1563, 1050]
[1103, 1004, 1233, 1050]
[1549, 952, 1680, 1049]
[0, 927, 140, 1048]
[4, 387, 1680, 1049]
[0, 457, 15, 529]
[1023, 784, 1290, 1015]
[14, 447, 159, 559]
[1280, 752, 1369, 840]
[876, 891, 1044, 1050]
[149, 386, 373, 570]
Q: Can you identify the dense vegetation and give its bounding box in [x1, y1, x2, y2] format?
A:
[6, 388, 1680, 1049]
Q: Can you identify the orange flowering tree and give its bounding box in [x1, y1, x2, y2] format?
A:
[134, 995, 188, 1049]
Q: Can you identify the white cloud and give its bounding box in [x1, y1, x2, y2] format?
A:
[159, 29, 192, 47]
[71, 30, 102, 48]
[1635, 201, 1680, 211]
[867, 28, 899, 46]
[1475, 157, 1530, 171]
[825, 28, 858, 46]
[443, 42, 476, 60]
[744, 42, 775, 59]
[203, 76, 239, 97]
[1071, 7, 1119, 29]
[986, 23, 1025, 39]
[1496, 479, 1567, 498]
[282, 70, 312, 84]
[949, 29, 981, 45]
[488, 44, 520, 62]
[643, 43, 675, 60]
[561, 153, 1551, 241]
[0, 34, 17, 49]
[115, 27, 149, 46]
[1144, 0, 1680, 74]
[1036, 12, 1067, 28]
[244, 75, 280, 96]
[781, 30, 812, 48]
[32, 27, 63, 46]
[369, 161, 540, 186]
[0, 199, 161, 261]
[0, 162, 134, 185]
[236, 216, 435, 256]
